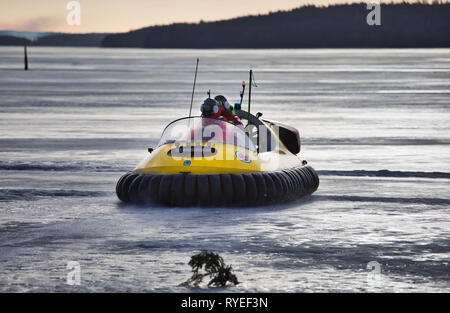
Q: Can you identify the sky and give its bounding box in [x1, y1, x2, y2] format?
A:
[0, 0, 441, 33]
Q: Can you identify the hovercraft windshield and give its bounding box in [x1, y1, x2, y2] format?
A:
[158, 117, 257, 152]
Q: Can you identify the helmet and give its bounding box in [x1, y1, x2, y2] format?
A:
[214, 95, 231, 111]
[200, 98, 219, 117]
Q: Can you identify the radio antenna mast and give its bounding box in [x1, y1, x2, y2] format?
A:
[188, 58, 199, 118]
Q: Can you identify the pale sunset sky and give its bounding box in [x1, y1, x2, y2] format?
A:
[0, 0, 437, 33]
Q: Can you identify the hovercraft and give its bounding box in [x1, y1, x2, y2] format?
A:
[116, 109, 319, 206]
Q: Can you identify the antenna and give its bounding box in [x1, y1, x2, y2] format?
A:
[188, 58, 199, 119]
[247, 70, 253, 124]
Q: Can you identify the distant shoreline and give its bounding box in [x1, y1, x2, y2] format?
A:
[2, 46, 450, 50]
[1, 3, 449, 49]
[2, 45, 443, 50]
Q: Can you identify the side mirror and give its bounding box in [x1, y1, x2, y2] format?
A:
[256, 112, 263, 119]
[148, 148, 154, 154]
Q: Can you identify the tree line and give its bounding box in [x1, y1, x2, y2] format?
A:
[1, 3, 449, 48]
[101, 3, 450, 48]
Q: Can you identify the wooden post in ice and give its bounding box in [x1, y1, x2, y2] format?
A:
[24, 46, 28, 70]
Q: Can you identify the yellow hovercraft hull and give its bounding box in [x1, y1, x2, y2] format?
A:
[133, 142, 302, 175]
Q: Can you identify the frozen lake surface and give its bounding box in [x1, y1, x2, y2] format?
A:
[0, 47, 449, 292]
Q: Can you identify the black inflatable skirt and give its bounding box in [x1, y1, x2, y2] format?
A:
[116, 165, 319, 206]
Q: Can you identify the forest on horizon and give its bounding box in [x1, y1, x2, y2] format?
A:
[1, 2, 449, 48]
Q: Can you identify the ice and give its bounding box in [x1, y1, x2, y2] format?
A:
[0, 47, 449, 292]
